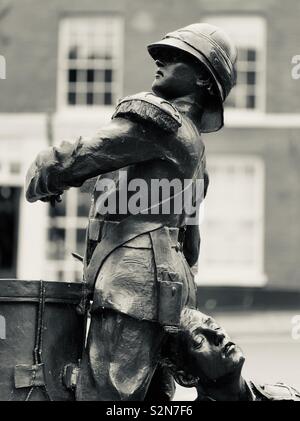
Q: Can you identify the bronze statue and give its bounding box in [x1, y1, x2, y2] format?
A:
[25, 23, 237, 400]
[162, 308, 300, 401]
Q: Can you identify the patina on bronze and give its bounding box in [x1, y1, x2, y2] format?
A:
[0, 279, 84, 401]
[162, 308, 300, 401]
[25, 23, 237, 401]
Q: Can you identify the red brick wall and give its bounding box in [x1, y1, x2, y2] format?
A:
[0, 0, 299, 112]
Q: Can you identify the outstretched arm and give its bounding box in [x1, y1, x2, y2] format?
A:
[25, 117, 167, 203]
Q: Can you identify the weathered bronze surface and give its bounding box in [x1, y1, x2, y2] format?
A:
[0, 279, 84, 401]
[25, 23, 237, 400]
[162, 308, 300, 401]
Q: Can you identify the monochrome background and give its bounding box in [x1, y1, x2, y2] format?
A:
[0, 0, 299, 400]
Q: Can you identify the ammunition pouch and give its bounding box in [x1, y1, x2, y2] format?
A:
[150, 227, 183, 331]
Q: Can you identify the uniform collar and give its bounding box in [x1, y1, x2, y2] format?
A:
[171, 96, 204, 130]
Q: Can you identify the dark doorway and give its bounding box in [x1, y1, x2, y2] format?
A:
[0, 186, 20, 278]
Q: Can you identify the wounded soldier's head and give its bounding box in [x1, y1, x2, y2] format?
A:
[161, 308, 300, 401]
[162, 307, 245, 388]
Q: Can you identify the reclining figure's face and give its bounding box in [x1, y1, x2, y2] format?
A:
[182, 310, 245, 381]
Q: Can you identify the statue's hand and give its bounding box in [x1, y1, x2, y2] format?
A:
[40, 194, 62, 206]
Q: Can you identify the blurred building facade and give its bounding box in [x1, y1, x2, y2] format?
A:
[0, 0, 299, 291]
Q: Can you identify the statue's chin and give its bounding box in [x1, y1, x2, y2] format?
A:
[151, 82, 164, 97]
[151, 80, 173, 100]
[228, 351, 245, 374]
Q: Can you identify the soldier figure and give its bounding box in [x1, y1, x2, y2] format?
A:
[162, 308, 300, 401]
[25, 23, 237, 400]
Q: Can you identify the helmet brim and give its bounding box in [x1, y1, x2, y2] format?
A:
[147, 37, 225, 102]
[200, 92, 224, 133]
[147, 39, 224, 133]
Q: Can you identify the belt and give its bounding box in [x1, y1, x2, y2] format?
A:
[88, 218, 181, 249]
[84, 212, 185, 289]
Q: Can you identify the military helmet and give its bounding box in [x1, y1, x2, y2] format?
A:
[147, 23, 238, 132]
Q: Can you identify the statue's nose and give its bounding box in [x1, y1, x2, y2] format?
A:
[155, 59, 165, 67]
[213, 329, 226, 345]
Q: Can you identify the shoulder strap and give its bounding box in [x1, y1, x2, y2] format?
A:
[112, 91, 182, 133]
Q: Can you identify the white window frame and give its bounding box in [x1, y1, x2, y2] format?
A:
[0, 152, 24, 186]
[57, 15, 124, 113]
[197, 155, 266, 287]
[45, 188, 90, 282]
[204, 15, 267, 119]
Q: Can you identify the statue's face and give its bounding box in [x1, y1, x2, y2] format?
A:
[185, 312, 244, 381]
[151, 49, 200, 99]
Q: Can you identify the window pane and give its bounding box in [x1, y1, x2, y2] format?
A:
[94, 93, 104, 105]
[68, 92, 76, 105]
[77, 191, 91, 217]
[68, 46, 78, 59]
[104, 92, 112, 105]
[76, 93, 87, 105]
[47, 227, 65, 260]
[247, 71, 256, 85]
[77, 70, 86, 82]
[87, 69, 94, 82]
[9, 162, 21, 174]
[105, 69, 113, 83]
[76, 229, 86, 256]
[237, 48, 248, 61]
[46, 190, 90, 281]
[197, 157, 264, 284]
[246, 95, 256, 109]
[87, 92, 94, 105]
[94, 69, 105, 82]
[48, 196, 66, 217]
[236, 71, 247, 84]
[69, 69, 77, 83]
[247, 49, 256, 62]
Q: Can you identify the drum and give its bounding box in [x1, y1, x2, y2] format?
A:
[0, 279, 85, 401]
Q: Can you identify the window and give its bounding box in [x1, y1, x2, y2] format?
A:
[0, 158, 24, 183]
[204, 16, 266, 112]
[45, 187, 91, 282]
[197, 156, 266, 286]
[0, 157, 23, 278]
[58, 16, 123, 109]
[0, 186, 20, 278]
